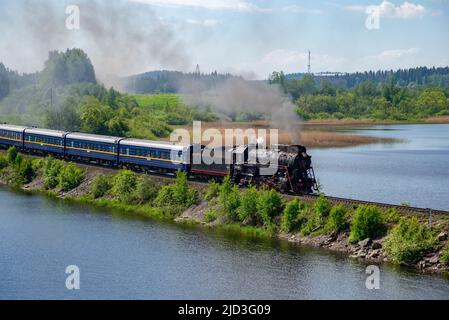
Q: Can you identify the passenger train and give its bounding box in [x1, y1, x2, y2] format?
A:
[0, 124, 317, 194]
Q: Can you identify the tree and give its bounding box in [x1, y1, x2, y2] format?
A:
[39, 49, 96, 87]
[80, 96, 112, 134]
[256, 189, 284, 226]
[0, 62, 10, 100]
[7, 146, 18, 164]
[414, 88, 447, 115]
[58, 164, 85, 191]
[112, 170, 137, 203]
[238, 186, 259, 223]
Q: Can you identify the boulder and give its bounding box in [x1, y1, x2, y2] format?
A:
[372, 241, 382, 250]
[417, 260, 427, 269]
[369, 249, 381, 259]
[437, 232, 448, 242]
[429, 255, 440, 264]
[358, 238, 372, 249]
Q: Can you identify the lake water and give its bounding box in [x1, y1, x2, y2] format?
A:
[311, 124, 449, 210]
[1, 188, 449, 299]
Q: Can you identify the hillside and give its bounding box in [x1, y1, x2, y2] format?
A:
[285, 66, 449, 88]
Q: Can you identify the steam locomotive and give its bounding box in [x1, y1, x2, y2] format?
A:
[0, 124, 318, 194]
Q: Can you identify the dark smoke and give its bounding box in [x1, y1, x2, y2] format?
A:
[2, 0, 191, 87]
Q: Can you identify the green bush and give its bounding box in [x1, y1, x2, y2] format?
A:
[17, 159, 35, 184]
[13, 153, 23, 167]
[153, 172, 197, 208]
[384, 217, 438, 264]
[32, 158, 45, 172]
[281, 198, 301, 232]
[111, 170, 137, 202]
[300, 196, 332, 235]
[0, 153, 9, 169]
[349, 205, 386, 243]
[324, 204, 347, 233]
[219, 177, 241, 221]
[133, 176, 158, 204]
[301, 209, 323, 235]
[256, 189, 284, 226]
[204, 208, 218, 223]
[440, 245, 449, 266]
[173, 170, 197, 207]
[314, 194, 331, 217]
[384, 208, 400, 223]
[42, 157, 64, 189]
[6, 146, 18, 163]
[90, 174, 112, 198]
[155, 184, 176, 206]
[58, 163, 85, 191]
[204, 180, 220, 201]
[238, 186, 259, 223]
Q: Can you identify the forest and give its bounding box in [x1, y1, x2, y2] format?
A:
[1, 48, 449, 140]
[269, 71, 449, 120]
[0, 49, 215, 140]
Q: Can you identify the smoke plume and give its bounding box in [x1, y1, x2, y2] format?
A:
[0, 0, 191, 87]
[180, 78, 302, 144]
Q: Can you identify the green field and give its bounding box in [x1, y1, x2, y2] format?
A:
[133, 93, 181, 110]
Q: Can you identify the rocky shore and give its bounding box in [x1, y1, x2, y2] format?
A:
[177, 201, 449, 275]
[1, 152, 448, 276]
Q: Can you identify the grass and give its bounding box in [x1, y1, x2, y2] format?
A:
[425, 115, 449, 123]
[133, 94, 181, 110]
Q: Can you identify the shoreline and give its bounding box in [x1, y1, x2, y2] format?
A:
[2, 162, 447, 276]
[6, 183, 447, 276]
[1, 146, 448, 277]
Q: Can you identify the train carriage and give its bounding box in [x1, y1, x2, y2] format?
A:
[119, 138, 190, 173]
[1, 121, 318, 195]
[24, 128, 67, 155]
[0, 124, 28, 148]
[190, 145, 233, 180]
[65, 132, 120, 164]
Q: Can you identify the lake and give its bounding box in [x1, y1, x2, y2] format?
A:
[311, 124, 449, 210]
[1, 188, 448, 299]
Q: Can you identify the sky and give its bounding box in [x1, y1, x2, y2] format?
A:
[0, 0, 448, 79]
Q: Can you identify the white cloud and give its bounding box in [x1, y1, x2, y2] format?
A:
[281, 5, 322, 15]
[366, 47, 421, 60]
[129, 0, 270, 12]
[344, 1, 426, 19]
[186, 19, 223, 26]
[360, 48, 422, 70]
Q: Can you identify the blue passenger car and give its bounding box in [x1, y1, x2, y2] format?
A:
[0, 124, 27, 148]
[119, 138, 190, 172]
[24, 128, 67, 155]
[65, 132, 120, 163]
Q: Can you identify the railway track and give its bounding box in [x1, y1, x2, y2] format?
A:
[288, 193, 449, 217]
[2, 149, 448, 216]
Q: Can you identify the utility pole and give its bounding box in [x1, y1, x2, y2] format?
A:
[307, 50, 311, 74]
[195, 64, 201, 78]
